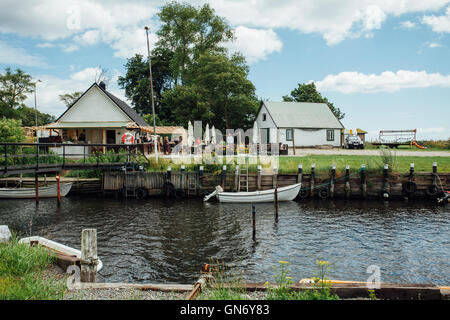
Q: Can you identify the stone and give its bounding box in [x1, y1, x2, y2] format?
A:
[0, 225, 12, 243]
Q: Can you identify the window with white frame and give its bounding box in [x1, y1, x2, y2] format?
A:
[326, 129, 334, 141]
[286, 128, 293, 141]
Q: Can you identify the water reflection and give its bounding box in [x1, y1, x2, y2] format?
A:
[0, 196, 448, 285]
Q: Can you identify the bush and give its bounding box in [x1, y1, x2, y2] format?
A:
[0, 117, 25, 143]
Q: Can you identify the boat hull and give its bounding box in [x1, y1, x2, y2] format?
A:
[19, 236, 103, 272]
[217, 183, 301, 203]
[0, 183, 72, 199]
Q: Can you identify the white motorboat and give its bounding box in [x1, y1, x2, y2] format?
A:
[0, 182, 72, 199]
[19, 236, 103, 272]
[204, 183, 301, 203]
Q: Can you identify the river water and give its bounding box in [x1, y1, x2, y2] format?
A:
[1, 197, 449, 285]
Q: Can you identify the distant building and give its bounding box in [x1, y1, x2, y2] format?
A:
[254, 101, 344, 151]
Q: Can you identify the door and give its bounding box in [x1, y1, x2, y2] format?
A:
[106, 130, 116, 144]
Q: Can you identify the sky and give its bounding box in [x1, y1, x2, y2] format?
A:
[0, 0, 449, 141]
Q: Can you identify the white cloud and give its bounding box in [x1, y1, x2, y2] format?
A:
[74, 29, 101, 46]
[400, 20, 417, 29]
[316, 70, 450, 93]
[428, 42, 443, 47]
[0, 41, 46, 67]
[226, 26, 282, 63]
[36, 42, 55, 48]
[422, 6, 450, 32]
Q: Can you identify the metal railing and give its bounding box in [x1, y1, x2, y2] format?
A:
[1, 142, 153, 174]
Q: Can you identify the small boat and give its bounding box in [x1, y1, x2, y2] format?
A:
[19, 236, 103, 272]
[0, 182, 72, 199]
[204, 183, 302, 203]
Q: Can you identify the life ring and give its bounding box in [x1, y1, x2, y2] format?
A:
[318, 187, 330, 199]
[298, 187, 309, 199]
[122, 132, 134, 144]
[402, 181, 417, 195]
[136, 187, 148, 200]
[162, 182, 175, 198]
[426, 185, 439, 197]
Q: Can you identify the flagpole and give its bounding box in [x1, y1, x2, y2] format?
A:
[145, 26, 158, 162]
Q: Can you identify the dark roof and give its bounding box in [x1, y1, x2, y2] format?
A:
[56, 82, 148, 126]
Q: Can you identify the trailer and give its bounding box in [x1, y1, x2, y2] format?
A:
[371, 129, 426, 148]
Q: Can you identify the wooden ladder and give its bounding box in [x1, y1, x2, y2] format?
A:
[238, 160, 249, 192]
[187, 172, 197, 196]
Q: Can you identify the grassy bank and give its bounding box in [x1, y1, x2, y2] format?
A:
[0, 236, 66, 300]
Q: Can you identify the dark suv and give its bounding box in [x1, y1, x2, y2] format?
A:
[344, 135, 364, 149]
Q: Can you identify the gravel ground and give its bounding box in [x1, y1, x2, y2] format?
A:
[63, 288, 187, 300]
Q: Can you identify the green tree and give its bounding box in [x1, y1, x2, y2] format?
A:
[0, 68, 35, 109]
[118, 49, 174, 121]
[163, 53, 258, 131]
[0, 117, 25, 142]
[283, 82, 345, 120]
[157, 2, 233, 84]
[59, 91, 82, 107]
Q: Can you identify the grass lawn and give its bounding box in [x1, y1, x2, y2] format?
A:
[0, 237, 66, 300]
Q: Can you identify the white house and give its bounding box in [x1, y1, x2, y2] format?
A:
[255, 101, 344, 151]
[44, 82, 150, 156]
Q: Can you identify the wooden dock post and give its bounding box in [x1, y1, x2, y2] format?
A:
[330, 164, 336, 199]
[181, 165, 185, 190]
[80, 229, 98, 283]
[56, 174, 61, 206]
[257, 165, 262, 191]
[166, 166, 172, 182]
[297, 164, 303, 184]
[274, 187, 278, 220]
[310, 164, 315, 197]
[234, 165, 239, 191]
[252, 205, 256, 241]
[222, 165, 227, 190]
[360, 164, 367, 199]
[382, 164, 390, 200]
[272, 166, 278, 189]
[345, 165, 350, 199]
[35, 173, 39, 205]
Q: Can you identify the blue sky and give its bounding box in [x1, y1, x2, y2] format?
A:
[1, 0, 449, 141]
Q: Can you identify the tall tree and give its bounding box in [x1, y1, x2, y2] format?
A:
[59, 91, 83, 107]
[0, 67, 35, 109]
[163, 53, 258, 131]
[157, 2, 233, 84]
[118, 48, 174, 122]
[283, 82, 345, 120]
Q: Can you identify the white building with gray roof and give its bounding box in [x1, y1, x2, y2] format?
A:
[255, 101, 344, 151]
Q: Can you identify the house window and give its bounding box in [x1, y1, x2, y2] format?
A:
[327, 129, 334, 141]
[262, 113, 267, 121]
[286, 129, 293, 141]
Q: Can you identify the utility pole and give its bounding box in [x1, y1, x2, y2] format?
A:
[145, 26, 158, 163]
[34, 79, 42, 129]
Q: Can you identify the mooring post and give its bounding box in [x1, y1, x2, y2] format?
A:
[273, 166, 278, 189]
[360, 164, 367, 199]
[310, 164, 315, 197]
[167, 166, 172, 182]
[409, 163, 415, 182]
[56, 174, 61, 206]
[345, 165, 350, 198]
[198, 165, 204, 194]
[234, 165, 239, 192]
[274, 187, 279, 220]
[222, 165, 227, 190]
[297, 164, 303, 184]
[432, 162, 437, 185]
[257, 165, 262, 191]
[382, 164, 390, 200]
[252, 204, 256, 241]
[330, 164, 336, 199]
[80, 229, 98, 283]
[181, 165, 185, 190]
[35, 173, 39, 205]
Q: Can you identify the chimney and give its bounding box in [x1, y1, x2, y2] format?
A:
[99, 81, 106, 90]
